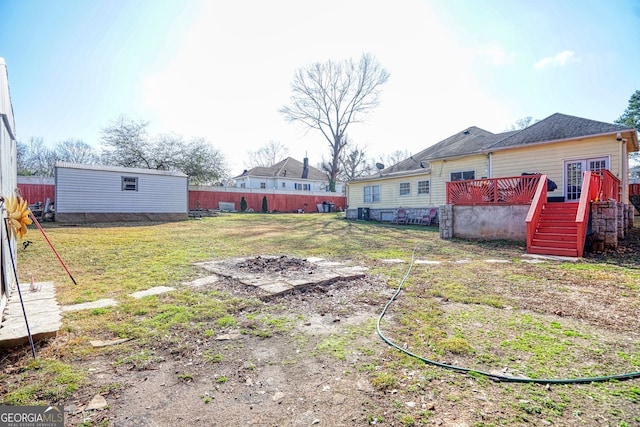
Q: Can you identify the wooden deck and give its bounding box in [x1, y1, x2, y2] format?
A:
[0, 282, 62, 348]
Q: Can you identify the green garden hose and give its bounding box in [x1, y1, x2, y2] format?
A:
[376, 246, 640, 384]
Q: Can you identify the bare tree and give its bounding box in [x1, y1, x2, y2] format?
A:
[55, 139, 99, 164]
[16, 140, 31, 175]
[100, 115, 229, 183]
[176, 137, 228, 185]
[24, 137, 58, 177]
[379, 149, 411, 168]
[100, 115, 152, 168]
[246, 140, 290, 168]
[337, 139, 373, 181]
[505, 116, 538, 131]
[280, 53, 389, 191]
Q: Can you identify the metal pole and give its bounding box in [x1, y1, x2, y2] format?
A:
[28, 212, 77, 286]
[3, 218, 36, 358]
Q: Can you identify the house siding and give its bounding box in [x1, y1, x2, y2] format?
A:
[55, 165, 188, 222]
[348, 154, 489, 213]
[491, 135, 623, 200]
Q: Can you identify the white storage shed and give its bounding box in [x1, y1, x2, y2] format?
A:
[55, 162, 188, 223]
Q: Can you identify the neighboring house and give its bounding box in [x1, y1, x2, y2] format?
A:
[54, 162, 188, 223]
[0, 57, 18, 323]
[234, 157, 344, 194]
[630, 165, 640, 184]
[347, 113, 639, 222]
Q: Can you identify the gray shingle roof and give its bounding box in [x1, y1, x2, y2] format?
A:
[379, 127, 515, 174]
[488, 113, 633, 149]
[235, 157, 327, 180]
[368, 113, 636, 179]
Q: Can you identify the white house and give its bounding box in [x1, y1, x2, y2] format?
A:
[0, 57, 18, 321]
[234, 157, 344, 194]
[54, 162, 188, 223]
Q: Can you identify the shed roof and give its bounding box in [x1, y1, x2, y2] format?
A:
[55, 162, 188, 177]
[235, 157, 327, 180]
[0, 57, 16, 140]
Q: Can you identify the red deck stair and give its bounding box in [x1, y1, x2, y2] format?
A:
[528, 202, 580, 257]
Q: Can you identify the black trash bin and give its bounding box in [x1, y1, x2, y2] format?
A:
[357, 207, 370, 220]
[328, 203, 335, 212]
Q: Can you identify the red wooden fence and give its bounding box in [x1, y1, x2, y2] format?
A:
[17, 183, 55, 205]
[190, 190, 345, 213]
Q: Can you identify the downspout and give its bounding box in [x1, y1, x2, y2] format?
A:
[621, 139, 628, 203]
[488, 152, 493, 178]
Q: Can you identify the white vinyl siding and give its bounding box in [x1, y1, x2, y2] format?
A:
[55, 165, 187, 214]
[491, 135, 622, 199]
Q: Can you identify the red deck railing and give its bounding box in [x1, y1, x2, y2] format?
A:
[575, 171, 601, 257]
[446, 175, 541, 205]
[596, 169, 620, 202]
[525, 175, 548, 253]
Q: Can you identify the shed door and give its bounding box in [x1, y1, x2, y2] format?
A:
[564, 157, 609, 201]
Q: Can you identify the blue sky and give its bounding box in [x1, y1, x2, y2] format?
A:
[1, 0, 639, 175]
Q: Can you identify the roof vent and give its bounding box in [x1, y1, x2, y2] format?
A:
[463, 129, 470, 135]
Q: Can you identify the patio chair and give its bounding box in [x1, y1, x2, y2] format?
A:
[421, 208, 438, 226]
[393, 208, 408, 224]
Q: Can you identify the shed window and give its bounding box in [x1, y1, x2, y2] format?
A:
[450, 171, 475, 181]
[364, 185, 380, 203]
[399, 182, 411, 196]
[260, 182, 266, 189]
[121, 176, 138, 191]
[417, 180, 430, 194]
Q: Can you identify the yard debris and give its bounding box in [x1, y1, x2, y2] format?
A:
[90, 338, 133, 348]
[85, 394, 108, 411]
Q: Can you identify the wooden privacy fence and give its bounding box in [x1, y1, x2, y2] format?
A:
[190, 187, 346, 213]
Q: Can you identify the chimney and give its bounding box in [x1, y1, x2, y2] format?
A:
[302, 157, 309, 179]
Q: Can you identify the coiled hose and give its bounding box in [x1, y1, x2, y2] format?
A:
[376, 246, 640, 384]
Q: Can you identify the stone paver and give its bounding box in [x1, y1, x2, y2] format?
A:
[62, 298, 118, 312]
[414, 260, 442, 265]
[0, 282, 62, 347]
[129, 286, 175, 299]
[184, 275, 220, 287]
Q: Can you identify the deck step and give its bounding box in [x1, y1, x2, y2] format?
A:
[528, 202, 581, 257]
[527, 245, 579, 257]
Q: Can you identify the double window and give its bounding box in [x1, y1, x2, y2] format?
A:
[294, 183, 311, 191]
[364, 185, 380, 203]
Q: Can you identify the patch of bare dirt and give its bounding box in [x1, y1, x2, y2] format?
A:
[235, 255, 317, 275]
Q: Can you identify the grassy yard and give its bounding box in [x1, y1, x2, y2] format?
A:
[2, 213, 639, 426]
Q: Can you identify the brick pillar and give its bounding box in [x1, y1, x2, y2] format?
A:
[439, 205, 453, 239]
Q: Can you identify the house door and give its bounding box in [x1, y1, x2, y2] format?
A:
[564, 157, 609, 201]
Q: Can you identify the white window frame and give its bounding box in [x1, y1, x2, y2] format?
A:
[417, 180, 430, 195]
[121, 176, 138, 191]
[364, 185, 380, 203]
[399, 182, 411, 196]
